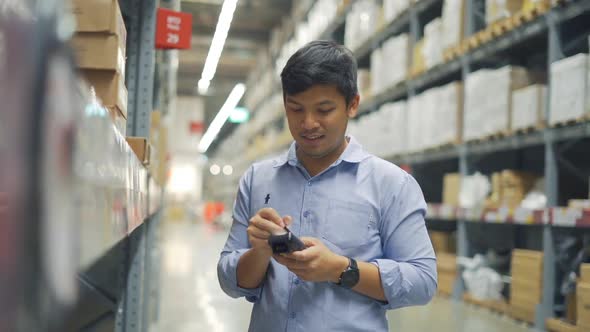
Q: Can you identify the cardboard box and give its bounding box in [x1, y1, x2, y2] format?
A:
[501, 170, 538, 208]
[126, 137, 149, 164]
[576, 282, 590, 328]
[411, 39, 426, 76]
[438, 271, 457, 295]
[545, 318, 579, 332]
[508, 303, 536, 324]
[566, 291, 577, 325]
[437, 253, 458, 272]
[443, 173, 461, 206]
[81, 70, 127, 118]
[71, 34, 125, 74]
[430, 231, 456, 254]
[511, 249, 544, 279]
[582, 264, 590, 283]
[70, 0, 126, 46]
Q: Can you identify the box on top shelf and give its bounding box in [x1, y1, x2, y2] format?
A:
[423, 18, 443, 69]
[80, 70, 127, 119]
[486, 0, 524, 25]
[126, 137, 149, 165]
[464, 66, 542, 141]
[70, 0, 126, 44]
[442, 0, 465, 51]
[549, 53, 590, 125]
[511, 84, 547, 131]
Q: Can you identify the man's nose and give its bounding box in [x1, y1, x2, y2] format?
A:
[301, 112, 319, 130]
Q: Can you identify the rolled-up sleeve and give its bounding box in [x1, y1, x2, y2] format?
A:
[373, 173, 437, 310]
[217, 166, 263, 303]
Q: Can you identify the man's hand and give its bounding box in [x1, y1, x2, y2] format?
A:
[273, 237, 349, 283]
[247, 207, 292, 258]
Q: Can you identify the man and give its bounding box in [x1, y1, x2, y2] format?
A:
[218, 40, 437, 331]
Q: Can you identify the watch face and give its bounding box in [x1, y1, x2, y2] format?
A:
[341, 269, 360, 288]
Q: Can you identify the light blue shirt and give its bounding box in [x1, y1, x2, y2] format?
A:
[217, 137, 437, 332]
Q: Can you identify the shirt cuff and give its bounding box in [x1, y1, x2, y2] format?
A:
[372, 259, 412, 310]
[218, 248, 263, 303]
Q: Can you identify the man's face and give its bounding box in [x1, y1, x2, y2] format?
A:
[284, 84, 359, 160]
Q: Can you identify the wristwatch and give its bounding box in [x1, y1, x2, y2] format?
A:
[337, 257, 360, 289]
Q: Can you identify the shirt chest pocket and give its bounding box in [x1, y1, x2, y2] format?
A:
[322, 199, 374, 250]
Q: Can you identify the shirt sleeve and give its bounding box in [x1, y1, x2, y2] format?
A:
[372, 172, 437, 310]
[217, 166, 263, 303]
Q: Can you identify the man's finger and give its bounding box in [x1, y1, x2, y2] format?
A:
[258, 208, 284, 227]
[248, 227, 270, 240]
[283, 215, 292, 226]
[299, 237, 320, 247]
[289, 246, 318, 262]
[250, 215, 286, 234]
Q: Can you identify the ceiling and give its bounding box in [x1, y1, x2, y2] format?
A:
[178, 0, 291, 143]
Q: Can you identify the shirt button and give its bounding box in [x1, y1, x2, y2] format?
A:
[303, 211, 309, 218]
[294, 278, 300, 285]
[307, 181, 312, 186]
[290, 312, 296, 319]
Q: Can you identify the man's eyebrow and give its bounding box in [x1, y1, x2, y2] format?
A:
[285, 97, 302, 105]
[316, 100, 336, 106]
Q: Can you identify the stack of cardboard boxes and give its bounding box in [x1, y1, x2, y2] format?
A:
[510, 249, 544, 324]
[70, 0, 128, 134]
[511, 84, 547, 132]
[486, 170, 539, 209]
[443, 173, 462, 206]
[578, 264, 590, 331]
[429, 230, 457, 296]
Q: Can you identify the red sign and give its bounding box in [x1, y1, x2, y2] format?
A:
[156, 8, 192, 49]
[189, 121, 203, 134]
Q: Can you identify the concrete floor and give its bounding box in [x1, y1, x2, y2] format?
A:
[149, 218, 536, 332]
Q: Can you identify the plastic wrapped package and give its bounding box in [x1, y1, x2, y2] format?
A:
[438, 81, 463, 145]
[512, 84, 546, 131]
[357, 69, 372, 100]
[464, 66, 536, 141]
[550, 53, 590, 125]
[344, 0, 379, 51]
[370, 47, 384, 96]
[390, 100, 408, 155]
[383, 0, 410, 24]
[407, 94, 425, 153]
[460, 254, 505, 301]
[424, 18, 443, 69]
[459, 172, 491, 209]
[442, 0, 465, 51]
[381, 33, 410, 88]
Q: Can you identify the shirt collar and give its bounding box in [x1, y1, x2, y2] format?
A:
[272, 136, 370, 168]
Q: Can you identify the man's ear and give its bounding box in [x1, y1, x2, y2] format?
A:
[347, 94, 360, 118]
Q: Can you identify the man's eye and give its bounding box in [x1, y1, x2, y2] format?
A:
[319, 108, 334, 113]
[290, 108, 303, 113]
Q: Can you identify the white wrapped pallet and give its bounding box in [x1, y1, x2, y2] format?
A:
[438, 82, 463, 145]
[549, 53, 590, 125]
[464, 66, 536, 141]
[390, 101, 408, 155]
[441, 0, 465, 51]
[424, 18, 443, 69]
[382, 33, 410, 88]
[383, 0, 410, 24]
[407, 94, 425, 152]
[370, 47, 384, 96]
[512, 84, 546, 131]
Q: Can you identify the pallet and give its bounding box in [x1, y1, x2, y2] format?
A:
[546, 318, 579, 332]
[512, 1, 551, 27]
[466, 130, 510, 144]
[512, 124, 544, 135]
[550, 114, 590, 128]
[463, 293, 509, 315]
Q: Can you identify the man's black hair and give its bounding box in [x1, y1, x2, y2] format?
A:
[280, 40, 358, 106]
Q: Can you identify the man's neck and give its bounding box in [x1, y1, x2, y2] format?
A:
[297, 137, 349, 177]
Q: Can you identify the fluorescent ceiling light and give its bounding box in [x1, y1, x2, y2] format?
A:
[197, 0, 238, 94]
[198, 83, 246, 153]
[229, 107, 249, 123]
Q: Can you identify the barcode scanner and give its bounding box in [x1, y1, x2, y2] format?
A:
[268, 227, 306, 254]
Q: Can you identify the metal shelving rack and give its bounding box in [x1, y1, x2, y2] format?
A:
[227, 0, 590, 330]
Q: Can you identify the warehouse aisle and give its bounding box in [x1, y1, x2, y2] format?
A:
[150, 217, 533, 332]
